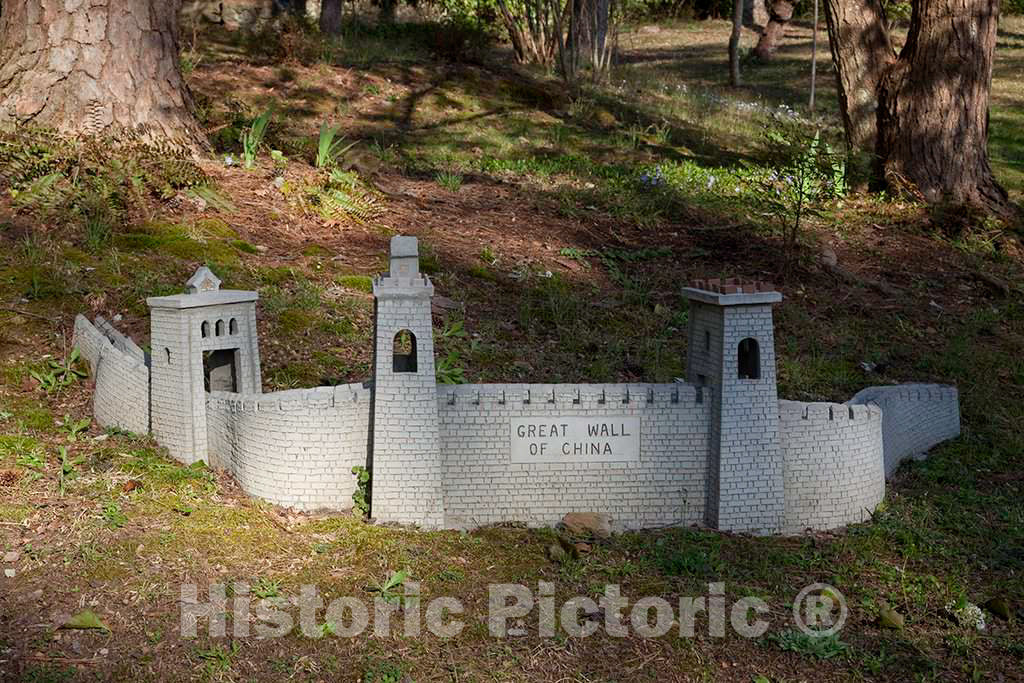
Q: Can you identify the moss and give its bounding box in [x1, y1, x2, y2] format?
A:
[257, 265, 295, 285]
[0, 503, 31, 523]
[4, 397, 54, 432]
[277, 309, 319, 335]
[467, 264, 497, 282]
[302, 244, 332, 258]
[335, 274, 373, 293]
[230, 239, 260, 254]
[196, 217, 238, 239]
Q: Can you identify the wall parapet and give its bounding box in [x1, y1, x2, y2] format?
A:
[207, 382, 372, 413]
[846, 383, 960, 476]
[72, 315, 150, 435]
[779, 399, 885, 534]
[437, 382, 711, 409]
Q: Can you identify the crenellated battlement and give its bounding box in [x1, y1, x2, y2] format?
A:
[207, 382, 372, 413]
[437, 382, 711, 409]
[780, 400, 882, 423]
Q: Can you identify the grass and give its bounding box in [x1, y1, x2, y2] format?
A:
[0, 12, 1021, 683]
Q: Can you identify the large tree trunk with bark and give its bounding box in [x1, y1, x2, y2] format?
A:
[876, 0, 1008, 213]
[821, 0, 894, 151]
[320, 0, 342, 35]
[0, 0, 205, 147]
[753, 0, 794, 59]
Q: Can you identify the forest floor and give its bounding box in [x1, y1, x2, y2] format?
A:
[0, 15, 1023, 683]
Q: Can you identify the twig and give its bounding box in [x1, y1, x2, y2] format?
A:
[0, 307, 56, 322]
[20, 654, 101, 666]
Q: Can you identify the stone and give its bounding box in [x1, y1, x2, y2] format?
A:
[561, 513, 612, 539]
[2, 551, 19, 563]
[3, 569, 15, 578]
[984, 597, 1011, 621]
[546, 543, 567, 563]
[878, 603, 904, 629]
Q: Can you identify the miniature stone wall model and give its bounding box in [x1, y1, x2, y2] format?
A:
[73, 236, 962, 535]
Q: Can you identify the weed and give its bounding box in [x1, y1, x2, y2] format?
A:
[241, 108, 273, 169]
[57, 415, 90, 442]
[767, 628, 850, 660]
[436, 351, 467, 384]
[352, 465, 370, 516]
[253, 577, 282, 598]
[194, 641, 240, 676]
[29, 349, 87, 394]
[370, 569, 409, 605]
[315, 122, 359, 169]
[363, 659, 406, 683]
[57, 446, 83, 496]
[102, 501, 127, 529]
[435, 171, 463, 191]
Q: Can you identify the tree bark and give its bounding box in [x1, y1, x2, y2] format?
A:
[0, 0, 205, 147]
[821, 0, 894, 150]
[729, 0, 743, 85]
[753, 0, 794, 59]
[319, 0, 342, 35]
[876, 0, 1008, 213]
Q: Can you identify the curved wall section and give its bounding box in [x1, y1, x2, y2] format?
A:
[780, 400, 884, 534]
[73, 315, 150, 435]
[206, 383, 371, 511]
[847, 384, 960, 476]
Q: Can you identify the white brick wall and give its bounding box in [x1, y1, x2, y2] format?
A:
[73, 315, 150, 435]
[438, 382, 711, 530]
[847, 384, 960, 476]
[206, 383, 371, 510]
[779, 400, 885, 533]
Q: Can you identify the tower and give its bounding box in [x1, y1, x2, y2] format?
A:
[147, 267, 261, 465]
[684, 279, 784, 534]
[370, 236, 445, 528]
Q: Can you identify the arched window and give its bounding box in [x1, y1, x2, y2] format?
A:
[201, 321, 209, 338]
[215, 320, 224, 336]
[393, 329, 417, 373]
[738, 338, 760, 380]
[229, 318, 238, 335]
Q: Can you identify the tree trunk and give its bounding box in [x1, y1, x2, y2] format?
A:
[320, 0, 342, 35]
[0, 0, 205, 148]
[729, 0, 743, 85]
[753, 0, 793, 59]
[821, 0, 894, 151]
[876, 0, 1008, 213]
[743, 0, 769, 29]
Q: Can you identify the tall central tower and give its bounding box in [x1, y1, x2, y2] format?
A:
[684, 279, 784, 535]
[370, 236, 445, 528]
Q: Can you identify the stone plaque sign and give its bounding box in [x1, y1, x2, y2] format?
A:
[510, 416, 641, 463]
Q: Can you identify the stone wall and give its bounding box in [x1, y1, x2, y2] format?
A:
[73, 315, 150, 435]
[779, 400, 884, 534]
[847, 384, 960, 476]
[206, 383, 371, 511]
[437, 382, 712, 530]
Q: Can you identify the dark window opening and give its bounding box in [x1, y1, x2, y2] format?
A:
[393, 330, 417, 373]
[697, 374, 707, 386]
[738, 338, 760, 380]
[704, 330, 711, 352]
[229, 318, 238, 335]
[165, 348, 172, 365]
[215, 320, 225, 336]
[204, 349, 238, 392]
[201, 321, 209, 338]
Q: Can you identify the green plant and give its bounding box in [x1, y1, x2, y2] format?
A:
[362, 658, 406, 683]
[370, 569, 409, 605]
[767, 628, 850, 660]
[16, 447, 45, 472]
[436, 351, 467, 384]
[435, 171, 463, 191]
[57, 415, 90, 442]
[315, 122, 359, 169]
[57, 446, 83, 496]
[352, 465, 370, 516]
[194, 641, 240, 675]
[102, 501, 127, 529]
[29, 349, 87, 394]
[302, 169, 383, 225]
[253, 577, 282, 598]
[241, 108, 274, 169]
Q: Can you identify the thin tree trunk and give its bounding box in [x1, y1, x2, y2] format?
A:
[876, 0, 1008, 213]
[809, 0, 817, 110]
[320, 0, 342, 35]
[753, 0, 794, 60]
[821, 0, 894, 150]
[0, 0, 205, 148]
[729, 0, 743, 85]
